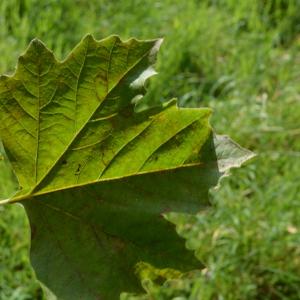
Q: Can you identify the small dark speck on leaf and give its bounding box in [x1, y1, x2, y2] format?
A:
[31, 224, 37, 240]
[75, 164, 81, 175]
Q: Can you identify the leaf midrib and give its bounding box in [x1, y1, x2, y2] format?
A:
[35, 52, 41, 183]
[4, 162, 203, 204]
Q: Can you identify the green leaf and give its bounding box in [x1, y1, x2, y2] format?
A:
[0, 141, 18, 199]
[0, 35, 253, 299]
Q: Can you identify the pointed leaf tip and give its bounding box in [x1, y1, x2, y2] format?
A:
[27, 38, 50, 54]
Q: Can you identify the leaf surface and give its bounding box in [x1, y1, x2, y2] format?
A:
[0, 35, 253, 299]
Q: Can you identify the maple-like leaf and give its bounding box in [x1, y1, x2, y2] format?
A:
[0, 35, 253, 299]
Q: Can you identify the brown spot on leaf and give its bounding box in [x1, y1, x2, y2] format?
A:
[31, 224, 37, 240]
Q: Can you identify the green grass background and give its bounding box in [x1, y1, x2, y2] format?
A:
[0, 0, 299, 299]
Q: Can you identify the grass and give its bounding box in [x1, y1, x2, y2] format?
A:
[0, 0, 299, 299]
